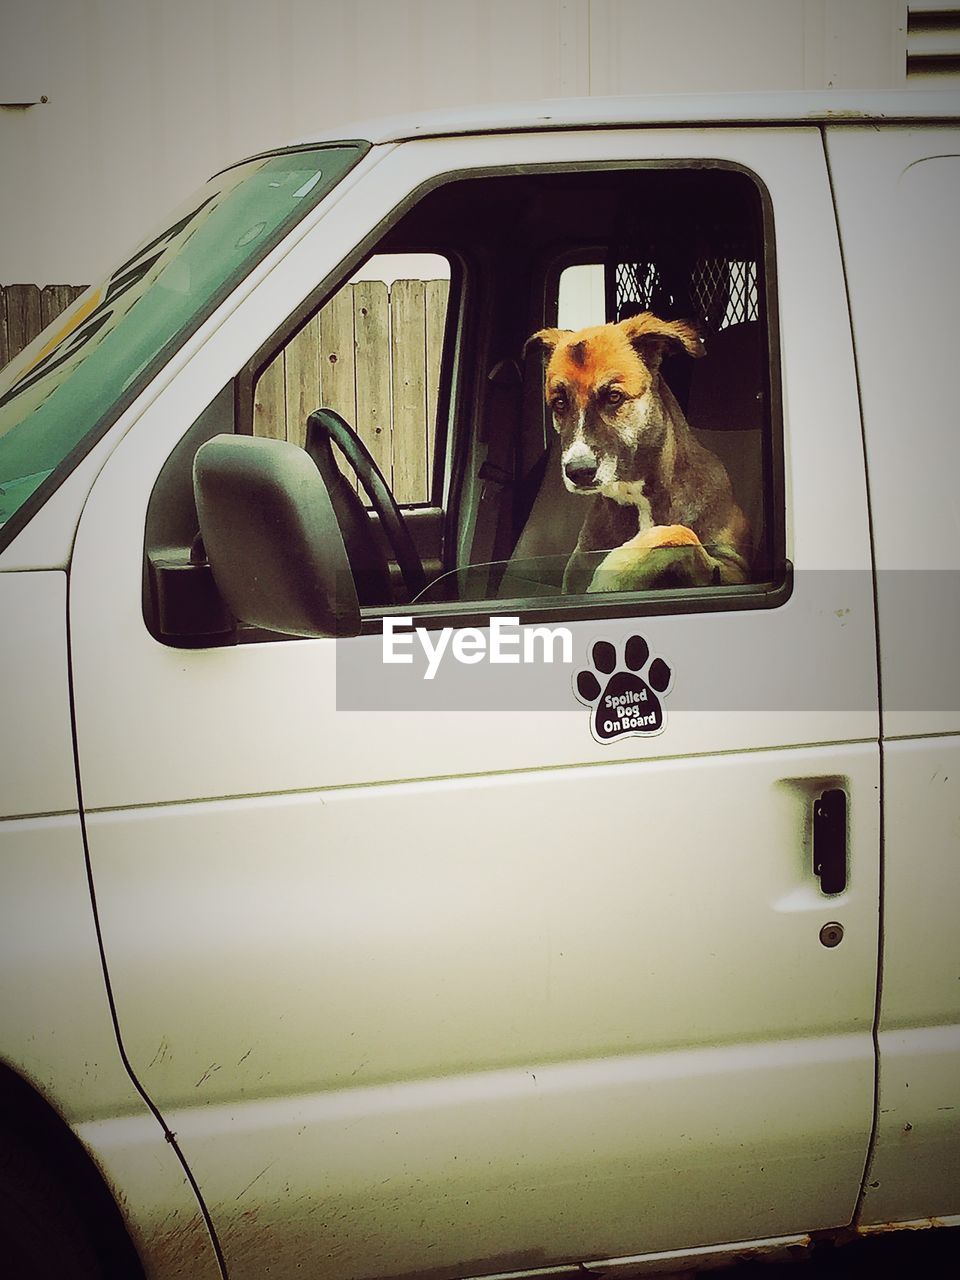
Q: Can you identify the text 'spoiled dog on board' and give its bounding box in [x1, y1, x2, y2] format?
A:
[525, 314, 751, 594]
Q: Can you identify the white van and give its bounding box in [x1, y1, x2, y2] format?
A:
[0, 91, 957, 1280]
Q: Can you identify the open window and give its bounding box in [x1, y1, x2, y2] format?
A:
[252, 252, 451, 507]
[144, 161, 783, 646]
[252, 252, 452, 601]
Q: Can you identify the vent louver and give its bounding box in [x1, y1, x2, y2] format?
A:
[907, 3, 960, 79]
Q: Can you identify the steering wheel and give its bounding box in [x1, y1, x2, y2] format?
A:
[304, 408, 427, 600]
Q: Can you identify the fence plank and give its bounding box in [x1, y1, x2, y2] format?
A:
[352, 280, 392, 484]
[0, 288, 8, 369]
[390, 279, 428, 505]
[4, 284, 42, 364]
[318, 286, 357, 422]
[253, 351, 286, 440]
[40, 284, 85, 329]
[284, 314, 321, 448]
[318, 285, 359, 488]
[424, 279, 449, 496]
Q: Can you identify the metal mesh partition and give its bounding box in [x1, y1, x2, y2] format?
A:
[613, 253, 759, 333]
[605, 168, 763, 336]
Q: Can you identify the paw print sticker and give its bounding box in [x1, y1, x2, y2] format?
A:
[575, 635, 672, 743]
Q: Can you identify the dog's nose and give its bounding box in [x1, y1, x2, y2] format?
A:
[565, 459, 599, 488]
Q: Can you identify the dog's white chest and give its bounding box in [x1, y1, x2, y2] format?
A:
[604, 479, 654, 531]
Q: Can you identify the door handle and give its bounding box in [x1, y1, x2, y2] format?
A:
[813, 788, 847, 895]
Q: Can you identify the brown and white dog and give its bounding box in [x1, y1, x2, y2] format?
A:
[524, 313, 751, 594]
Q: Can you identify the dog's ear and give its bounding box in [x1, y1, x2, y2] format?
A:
[618, 313, 706, 368]
[523, 328, 568, 362]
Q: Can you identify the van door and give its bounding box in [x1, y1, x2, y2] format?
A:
[68, 126, 880, 1280]
[826, 123, 960, 1228]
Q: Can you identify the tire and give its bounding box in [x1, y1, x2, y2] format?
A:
[0, 1126, 102, 1279]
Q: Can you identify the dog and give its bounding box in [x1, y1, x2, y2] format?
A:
[524, 313, 751, 594]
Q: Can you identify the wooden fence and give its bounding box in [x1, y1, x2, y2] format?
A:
[0, 278, 449, 507]
[254, 278, 449, 505]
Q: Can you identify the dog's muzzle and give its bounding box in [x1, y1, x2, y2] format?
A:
[563, 444, 600, 491]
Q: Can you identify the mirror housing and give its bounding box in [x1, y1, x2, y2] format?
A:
[193, 434, 360, 637]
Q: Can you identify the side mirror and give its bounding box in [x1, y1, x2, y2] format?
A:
[193, 434, 360, 637]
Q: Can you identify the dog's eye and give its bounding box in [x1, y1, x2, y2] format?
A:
[605, 388, 624, 407]
[551, 395, 568, 414]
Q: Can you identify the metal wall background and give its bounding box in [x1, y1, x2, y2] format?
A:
[0, 0, 907, 283]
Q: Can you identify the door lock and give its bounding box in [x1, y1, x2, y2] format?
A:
[819, 921, 844, 948]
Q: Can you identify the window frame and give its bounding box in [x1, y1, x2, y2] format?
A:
[238, 156, 789, 637]
[238, 252, 464, 515]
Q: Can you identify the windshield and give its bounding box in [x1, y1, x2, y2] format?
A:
[0, 143, 366, 545]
